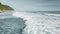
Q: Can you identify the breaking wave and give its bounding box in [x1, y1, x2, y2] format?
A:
[13, 11, 60, 34]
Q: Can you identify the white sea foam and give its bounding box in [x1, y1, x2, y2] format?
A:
[13, 12, 60, 34]
[44, 13, 60, 17]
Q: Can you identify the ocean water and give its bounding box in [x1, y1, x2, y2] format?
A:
[13, 11, 60, 34]
[0, 11, 60, 34]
